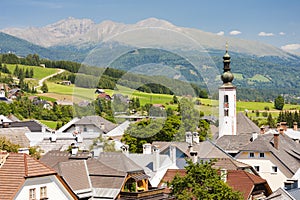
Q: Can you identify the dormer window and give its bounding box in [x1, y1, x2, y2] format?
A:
[259, 152, 265, 158]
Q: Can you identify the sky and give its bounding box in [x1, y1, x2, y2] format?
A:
[1, 0, 300, 52]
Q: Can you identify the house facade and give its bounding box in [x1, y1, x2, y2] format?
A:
[0, 152, 76, 200]
[235, 132, 300, 191]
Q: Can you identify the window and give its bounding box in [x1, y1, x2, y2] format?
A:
[83, 126, 87, 132]
[29, 188, 36, 200]
[224, 109, 229, 116]
[40, 186, 47, 199]
[259, 152, 265, 158]
[224, 95, 229, 104]
[224, 95, 229, 116]
[272, 166, 278, 173]
[254, 166, 260, 172]
[249, 152, 254, 158]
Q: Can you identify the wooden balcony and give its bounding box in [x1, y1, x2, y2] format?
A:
[119, 188, 168, 199]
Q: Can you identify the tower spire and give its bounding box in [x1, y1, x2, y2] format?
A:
[219, 43, 237, 137]
[221, 43, 234, 85]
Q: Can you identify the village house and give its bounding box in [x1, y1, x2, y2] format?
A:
[0, 152, 77, 200]
[40, 150, 168, 199]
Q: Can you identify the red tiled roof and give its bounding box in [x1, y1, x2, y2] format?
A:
[158, 169, 186, 193]
[0, 153, 57, 200]
[227, 170, 268, 200]
[159, 168, 269, 199]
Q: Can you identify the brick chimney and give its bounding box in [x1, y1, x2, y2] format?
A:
[280, 122, 287, 131]
[277, 123, 281, 132]
[279, 128, 284, 135]
[274, 133, 279, 150]
[293, 122, 298, 131]
[260, 126, 265, 134]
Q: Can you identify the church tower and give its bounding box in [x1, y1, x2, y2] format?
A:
[219, 44, 236, 137]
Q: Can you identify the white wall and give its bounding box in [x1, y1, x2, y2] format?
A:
[15, 175, 75, 200]
[219, 87, 236, 137]
[238, 158, 287, 191]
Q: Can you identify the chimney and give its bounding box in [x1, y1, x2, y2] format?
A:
[193, 132, 199, 144]
[252, 132, 258, 141]
[260, 126, 265, 134]
[274, 133, 279, 150]
[93, 142, 104, 158]
[190, 150, 198, 163]
[279, 128, 284, 135]
[2, 122, 9, 128]
[281, 122, 287, 131]
[220, 168, 227, 182]
[121, 144, 129, 156]
[42, 126, 46, 133]
[185, 132, 192, 145]
[169, 144, 176, 164]
[153, 145, 160, 172]
[100, 122, 105, 131]
[143, 143, 152, 154]
[189, 144, 198, 163]
[50, 131, 57, 142]
[293, 122, 298, 131]
[71, 144, 79, 155]
[277, 123, 281, 132]
[75, 133, 83, 143]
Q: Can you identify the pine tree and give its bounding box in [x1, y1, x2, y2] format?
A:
[41, 82, 48, 93]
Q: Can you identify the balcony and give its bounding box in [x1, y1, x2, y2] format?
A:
[119, 188, 168, 199]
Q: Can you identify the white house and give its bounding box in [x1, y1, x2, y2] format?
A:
[235, 131, 300, 191]
[0, 152, 76, 200]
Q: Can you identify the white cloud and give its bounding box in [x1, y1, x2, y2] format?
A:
[281, 44, 300, 51]
[216, 31, 224, 36]
[258, 32, 274, 37]
[229, 30, 241, 35]
[279, 32, 286, 35]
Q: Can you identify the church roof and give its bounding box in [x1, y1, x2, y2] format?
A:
[236, 112, 260, 134]
[216, 112, 260, 152]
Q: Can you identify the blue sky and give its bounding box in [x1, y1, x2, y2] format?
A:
[1, 0, 300, 52]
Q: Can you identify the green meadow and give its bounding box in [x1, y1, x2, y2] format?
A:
[6, 64, 59, 79]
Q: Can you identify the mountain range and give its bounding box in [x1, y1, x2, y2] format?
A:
[1, 17, 294, 58]
[1, 17, 300, 101]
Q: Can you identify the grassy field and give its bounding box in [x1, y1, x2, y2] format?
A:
[233, 73, 244, 80]
[6, 64, 59, 79]
[248, 74, 271, 82]
[43, 81, 300, 119]
[38, 120, 57, 129]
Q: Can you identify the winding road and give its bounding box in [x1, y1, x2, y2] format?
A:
[34, 68, 65, 89]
